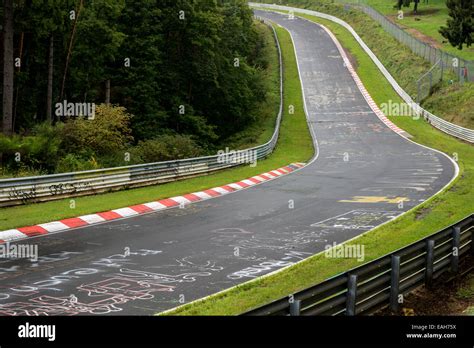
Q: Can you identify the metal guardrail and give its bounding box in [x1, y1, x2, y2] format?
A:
[243, 214, 474, 315]
[0, 20, 284, 208]
[250, 3, 474, 143]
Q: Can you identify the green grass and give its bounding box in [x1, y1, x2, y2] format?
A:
[457, 272, 474, 315]
[457, 272, 474, 300]
[0, 23, 314, 232]
[465, 307, 474, 315]
[161, 8, 473, 316]
[365, 0, 474, 61]
[424, 83, 474, 129]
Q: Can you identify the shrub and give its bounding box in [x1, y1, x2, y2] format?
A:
[55, 154, 100, 173]
[130, 134, 205, 163]
[0, 122, 62, 173]
[60, 104, 134, 157]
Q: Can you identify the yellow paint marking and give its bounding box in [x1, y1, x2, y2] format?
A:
[339, 196, 410, 204]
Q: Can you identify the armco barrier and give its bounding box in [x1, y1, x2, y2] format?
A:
[250, 3, 474, 143]
[0, 21, 283, 208]
[243, 214, 474, 315]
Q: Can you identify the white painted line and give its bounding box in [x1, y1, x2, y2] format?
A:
[112, 207, 140, 217]
[211, 187, 232, 195]
[143, 202, 168, 211]
[169, 196, 192, 205]
[192, 191, 213, 200]
[228, 183, 244, 190]
[38, 221, 70, 233]
[0, 229, 27, 241]
[78, 214, 106, 224]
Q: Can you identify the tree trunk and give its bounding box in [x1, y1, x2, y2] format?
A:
[13, 32, 24, 131]
[60, 0, 84, 101]
[46, 35, 54, 123]
[2, 0, 14, 136]
[105, 79, 110, 105]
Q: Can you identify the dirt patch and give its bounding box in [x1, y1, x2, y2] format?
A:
[414, 206, 432, 220]
[386, 14, 442, 48]
[378, 255, 474, 315]
[405, 28, 442, 48]
[405, 8, 441, 17]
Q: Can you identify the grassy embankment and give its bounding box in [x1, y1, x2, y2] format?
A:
[364, 0, 474, 61]
[364, 0, 474, 128]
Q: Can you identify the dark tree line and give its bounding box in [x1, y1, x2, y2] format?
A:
[0, 0, 269, 146]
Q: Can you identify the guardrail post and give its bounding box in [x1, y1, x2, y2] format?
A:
[429, 71, 433, 92]
[440, 57, 444, 81]
[417, 81, 421, 104]
[390, 255, 401, 312]
[425, 239, 435, 287]
[289, 300, 301, 316]
[472, 227, 474, 256]
[451, 227, 461, 273]
[346, 274, 357, 316]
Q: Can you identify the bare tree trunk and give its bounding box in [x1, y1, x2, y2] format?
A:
[2, 0, 14, 136]
[105, 79, 110, 105]
[46, 35, 54, 123]
[13, 32, 24, 131]
[60, 0, 84, 101]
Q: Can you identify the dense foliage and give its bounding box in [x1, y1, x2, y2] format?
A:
[440, 0, 474, 49]
[0, 0, 272, 174]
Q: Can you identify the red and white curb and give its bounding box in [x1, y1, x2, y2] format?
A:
[0, 163, 306, 245]
[319, 25, 409, 137]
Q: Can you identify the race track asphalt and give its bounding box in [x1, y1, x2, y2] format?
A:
[0, 10, 455, 316]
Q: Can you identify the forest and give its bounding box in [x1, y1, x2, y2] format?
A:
[0, 0, 275, 175]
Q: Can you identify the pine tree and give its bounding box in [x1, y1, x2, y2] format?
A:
[439, 0, 474, 49]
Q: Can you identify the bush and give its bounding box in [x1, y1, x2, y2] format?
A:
[55, 154, 100, 173]
[0, 107, 208, 176]
[130, 134, 205, 163]
[61, 104, 134, 158]
[0, 122, 62, 173]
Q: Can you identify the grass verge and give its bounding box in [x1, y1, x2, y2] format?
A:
[365, 0, 474, 61]
[0, 22, 313, 232]
[161, 8, 473, 315]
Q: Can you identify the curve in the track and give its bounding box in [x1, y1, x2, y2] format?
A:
[0, 11, 455, 316]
